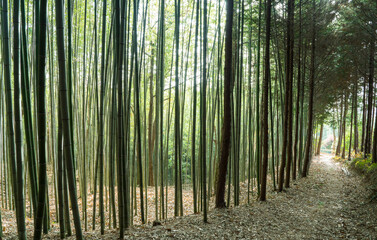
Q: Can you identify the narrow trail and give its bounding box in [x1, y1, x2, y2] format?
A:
[112, 153, 376, 239]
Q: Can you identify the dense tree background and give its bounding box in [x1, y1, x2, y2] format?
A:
[0, 0, 376, 239]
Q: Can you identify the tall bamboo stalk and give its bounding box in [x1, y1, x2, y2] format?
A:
[55, 0, 83, 237]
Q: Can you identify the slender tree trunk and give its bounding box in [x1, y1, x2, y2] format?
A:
[174, 0, 182, 217]
[365, 34, 375, 157]
[57, 97, 65, 238]
[349, 95, 354, 160]
[1, 0, 25, 238]
[336, 98, 343, 156]
[298, 41, 307, 176]
[353, 80, 358, 153]
[148, 47, 155, 186]
[284, 0, 295, 189]
[260, 0, 272, 201]
[132, 0, 145, 224]
[191, 0, 200, 213]
[255, 0, 262, 194]
[13, 0, 27, 238]
[55, 0, 83, 237]
[342, 94, 349, 159]
[34, 0, 49, 238]
[316, 124, 323, 155]
[202, 0, 208, 222]
[372, 106, 377, 163]
[98, 0, 108, 234]
[361, 78, 367, 152]
[372, 23, 377, 163]
[293, 0, 302, 180]
[215, 0, 233, 208]
[302, 0, 316, 178]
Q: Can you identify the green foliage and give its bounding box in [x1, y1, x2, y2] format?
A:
[351, 154, 377, 173]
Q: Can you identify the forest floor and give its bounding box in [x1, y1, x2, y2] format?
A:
[2, 153, 377, 239]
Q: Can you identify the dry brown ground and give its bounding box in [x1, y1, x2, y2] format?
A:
[2, 153, 377, 239]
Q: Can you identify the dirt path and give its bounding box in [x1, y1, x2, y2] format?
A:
[115, 154, 377, 239]
[3, 154, 377, 239]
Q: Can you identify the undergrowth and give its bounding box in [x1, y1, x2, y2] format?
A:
[350, 153, 377, 201]
[351, 153, 377, 174]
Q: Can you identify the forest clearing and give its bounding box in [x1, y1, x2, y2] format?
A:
[1, 0, 377, 239]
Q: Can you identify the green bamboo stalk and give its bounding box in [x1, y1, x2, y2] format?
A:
[174, 0, 181, 218]
[255, 0, 262, 194]
[34, 0, 49, 238]
[55, 0, 83, 237]
[191, 0, 200, 214]
[20, 0, 38, 214]
[57, 96, 65, 238]
[13, 0, 27, 237]
[98, 0, 107, 234]
[202, 0, 208, 222]
[82, 0, 88, 231]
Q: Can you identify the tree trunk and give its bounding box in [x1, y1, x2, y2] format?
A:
[293, 0, 302, 181]
[285, 0, 295, 189]
[365, 35, 375, 157]
[260, 0, 272, 201]
[336, 98, 343, 156]
[55, 0, 83, 237]
[57, 97, 65, 238]
[342, 93, 349, 159]
[372, 105, 377, 163]
[215, 0, 233, 208]
[1, 0, 26, 238]
[361, 77, 367, 152]
[174, 0, 182, 217]
[349, 94, 354, 160]
[13, 0, 27, 238]
[372, 25, 377, 163]
[302, 0, 316, 178]
[332, 128, 336, 152]
[202, 0, 208, 222]
[353, 80, 359, 153]
[34, 0, 49, 238]
[316, 124, 323, 155]
[148, 47, 155, 186]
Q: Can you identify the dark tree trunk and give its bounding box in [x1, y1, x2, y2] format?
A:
[349, 94, 354, 160]
[361, 77, 367, 152]
[55, 0, 83, 237]
[148, 47, 155, 186]
[302, 0, 316, 178]
[372, 26, 377, 163]
[336, 98, 343, 156]
[341, 93, 349, 159]
[365, 36, 375, 157]
[373, 106, 377, 163]
[57, 98, 65, 238]
[13, 0, 27, 238]
[278, 39, 290, 191]
[285, 0, 295, 189]
[293, 0, 302, 181]
[215, 0, 233, 208]
[353, 80, 359, 153]
[260, 0, 272, 201]
[34, 0, 49, 238]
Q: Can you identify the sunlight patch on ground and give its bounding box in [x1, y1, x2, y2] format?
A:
[315, 153, 338, 170]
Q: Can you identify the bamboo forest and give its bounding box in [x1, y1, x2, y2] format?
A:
[1, 0, 377, 239]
